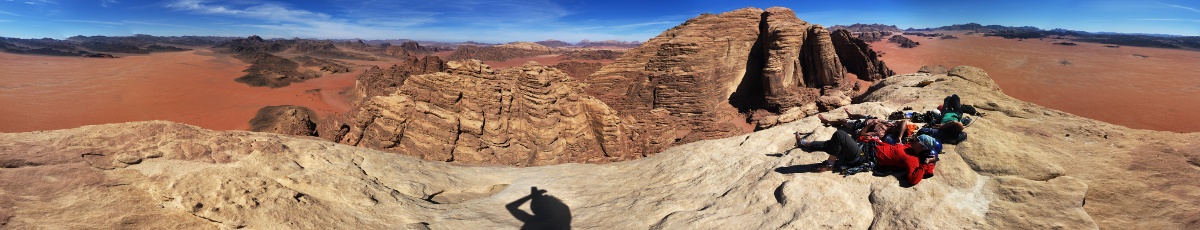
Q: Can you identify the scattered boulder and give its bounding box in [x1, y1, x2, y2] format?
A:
[248, 105, 319, 136]
[918, 65, 949, 75]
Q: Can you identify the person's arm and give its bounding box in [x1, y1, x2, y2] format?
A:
[903, 154, 927, 185]
[506, 187, 544, 222]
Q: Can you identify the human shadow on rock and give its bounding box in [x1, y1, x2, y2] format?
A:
[506, 186, 572, 230]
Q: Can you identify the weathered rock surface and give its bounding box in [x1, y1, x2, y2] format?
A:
[918, 65, 949, 75]
[587, 7, 890, 145]
[248, 105, 319, 136]
[3, 65, 1195, 229]
[551, 61, 604, 81]
[352, 56, 447, 102]
[329, 60, 641, 166]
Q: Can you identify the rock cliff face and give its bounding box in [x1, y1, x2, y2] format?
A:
[329, 60, 640, 166]
[3, 66, 1196, 229]
[586, 7, 891, 144]
[352, 56, 447, 103]
[831, 29, 895, 81]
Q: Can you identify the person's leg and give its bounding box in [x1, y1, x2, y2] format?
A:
[818, 114, 850, 127]
[947, 94, 963, 113]
[825, 130, 862, 164]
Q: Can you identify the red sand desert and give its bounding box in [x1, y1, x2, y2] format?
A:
[874, 32, 1200, 132]
[0, 49, 365, 133]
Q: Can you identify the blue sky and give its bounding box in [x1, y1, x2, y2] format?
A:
[1, 0, 1198, 43]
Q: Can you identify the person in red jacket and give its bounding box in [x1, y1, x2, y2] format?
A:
[869, 134, 940, 185]
[798, 132, 940, 185]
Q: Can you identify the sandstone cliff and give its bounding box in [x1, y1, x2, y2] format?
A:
[586, 7, 890, 145]
[328, 60, 641, 166]
[3, 66, 1195, 229]
[831, 29, 895, 81]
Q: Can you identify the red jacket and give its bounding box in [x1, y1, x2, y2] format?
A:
[870, 139, 936, 185]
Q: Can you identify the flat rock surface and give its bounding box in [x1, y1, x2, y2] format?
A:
[2, 66, 1196, 229]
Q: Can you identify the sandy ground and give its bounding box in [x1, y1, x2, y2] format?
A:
[873, 32, 1200, 132]
[0, 49, 366, 133]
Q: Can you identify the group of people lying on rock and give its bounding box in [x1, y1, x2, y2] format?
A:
[793, 94, 982, 186]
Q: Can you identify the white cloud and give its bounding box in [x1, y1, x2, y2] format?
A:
[100, 0, 117, 7]
[1155, 2, 1200, 13]
[53, 19, 123, 25]
[1132, 18, 1200, 23]
[163, 0, 661, 43]
[0, 10, 19, 16]
[166, 0, 330, 23]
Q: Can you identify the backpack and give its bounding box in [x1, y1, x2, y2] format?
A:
[839, 141, 877, 176]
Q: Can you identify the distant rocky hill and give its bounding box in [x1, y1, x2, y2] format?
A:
[910, 23, 1200, 49]
[0, 35, 201, 57]
[534, 39, 573, 48]
[830, 23, 901, 33]
[576, 39, 642, 48]
[888, 35, 919, 48]
[446, 44, 553, 61]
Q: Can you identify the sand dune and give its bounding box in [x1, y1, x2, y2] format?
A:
[0, 49, 364, 132]
[874, 32, 1200, 132]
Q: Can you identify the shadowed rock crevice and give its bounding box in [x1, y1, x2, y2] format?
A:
[727, 11, 770, 114]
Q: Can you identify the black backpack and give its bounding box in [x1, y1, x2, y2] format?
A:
[839, 142, 877, 176]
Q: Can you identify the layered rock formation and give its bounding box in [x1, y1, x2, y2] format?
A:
[328, 60, 641, 166]
[248, 105, 319, 136]
[351, 56, 447, 103]
[4, 66, 1196, 229]
[586, 7, 892, 144]
[551, 61, 604, 82]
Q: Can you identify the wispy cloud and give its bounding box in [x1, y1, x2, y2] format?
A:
[0, 9, 19, 16]
[1155, 2, 1200, 13]
[571, 21, 678, 31]
[0, 20, 12, 22]
[166, 0, 331, 23]
[54, 19, 123, 25]
[1132, 18, 1200, 23]
[100, 0, 117, 8]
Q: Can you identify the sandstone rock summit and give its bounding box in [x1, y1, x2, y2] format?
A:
[586, 7, 894, 146]
[3, 65, 1196, 229]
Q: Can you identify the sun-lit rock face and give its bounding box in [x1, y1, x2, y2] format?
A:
[331, 60, 640, 166]
[585, 7, 894, 146]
